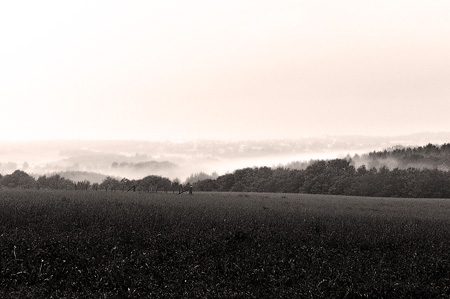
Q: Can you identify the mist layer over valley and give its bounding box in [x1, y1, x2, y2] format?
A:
[1, 133, 450, 183]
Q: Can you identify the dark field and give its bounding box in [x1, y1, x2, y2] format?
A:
[2, 190, 450, 298]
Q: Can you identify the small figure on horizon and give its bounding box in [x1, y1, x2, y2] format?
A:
[189, 185, 193, 195]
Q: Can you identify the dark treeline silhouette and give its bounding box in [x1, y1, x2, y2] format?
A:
[195, 167, 304, 193]
[0, 171, 185, 193]
[195, 144, 450, 198]
[195, 161, 450, 198]
[2, 144, 450, 198]
[0, 170, 36, 189]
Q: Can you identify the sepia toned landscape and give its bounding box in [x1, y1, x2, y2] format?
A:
[2, 140, 450, 297]
[2, 0, 450, 297]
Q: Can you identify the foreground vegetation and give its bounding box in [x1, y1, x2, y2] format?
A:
[1, 190, 450, 298]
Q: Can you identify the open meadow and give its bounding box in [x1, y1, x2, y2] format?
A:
[1, 190, 450, 298]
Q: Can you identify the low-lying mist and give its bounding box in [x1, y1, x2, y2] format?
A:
[1, 134, 449, 183]
[351, 144, 450, 172]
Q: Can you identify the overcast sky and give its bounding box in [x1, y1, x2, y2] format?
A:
[1, 1, 449, 141]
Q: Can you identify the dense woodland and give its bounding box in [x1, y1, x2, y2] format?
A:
[196, 143, 450, 198]
[2, 144, 450, 198]
[354, 143, 450, 170]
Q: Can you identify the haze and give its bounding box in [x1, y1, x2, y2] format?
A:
[1, 133, 449, 183]
[1, 1, 449, 141]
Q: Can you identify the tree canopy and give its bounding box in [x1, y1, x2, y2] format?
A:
[2, 143, 450, 198]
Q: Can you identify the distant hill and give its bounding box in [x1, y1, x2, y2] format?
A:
[111, 160, 178, 171]
[6, 142, 450, 198]
[2, 133, 450, 181]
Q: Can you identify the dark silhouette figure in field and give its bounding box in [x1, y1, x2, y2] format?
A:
[178, 184, 193, 195]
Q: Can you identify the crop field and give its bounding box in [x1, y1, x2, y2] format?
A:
[2, 190, 450, 298]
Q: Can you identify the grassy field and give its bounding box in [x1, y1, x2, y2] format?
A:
[1, 190, 450, 298]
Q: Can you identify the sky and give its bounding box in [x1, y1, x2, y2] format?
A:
[1, 0, 449, 141]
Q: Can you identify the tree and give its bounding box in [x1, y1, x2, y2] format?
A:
[37, 174, 74, 190]
[76, 180, 91, 190]
[1, 170, 36, 189]
[100, 176, 121, 191]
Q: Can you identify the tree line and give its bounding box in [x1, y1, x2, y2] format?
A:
[194, 160, 450, 198]
[0, 171, 184, 193]
[354, 143, 450, 170]
[195, 144, 450, 198]
[2, 143, 450, 198]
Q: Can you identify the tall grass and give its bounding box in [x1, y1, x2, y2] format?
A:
[1, 190, 450, 298]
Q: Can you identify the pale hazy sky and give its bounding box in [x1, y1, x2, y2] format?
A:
[1, 1, 449, 141]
